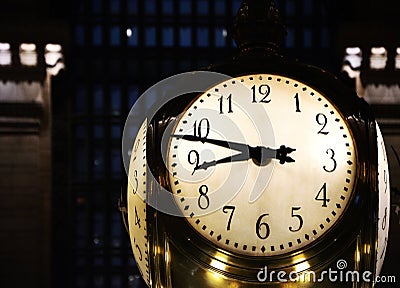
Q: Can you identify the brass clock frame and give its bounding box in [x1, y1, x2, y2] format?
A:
[141, 54, 379, 287]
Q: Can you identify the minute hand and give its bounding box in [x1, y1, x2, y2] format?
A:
[172, 134, 296, 167]
[173, 134, 251, 152]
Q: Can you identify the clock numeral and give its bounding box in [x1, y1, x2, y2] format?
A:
[289, 206, 303, 232]
[135, 244, 143, 261]
[294, 93, 301, 112]
[382, 207, 387, 230]
[198, 185, 210, 210]
[132, 170, 138, 195]
[316, 113, 329, 135]
[315, 183, 330, 207]
[135, 206, 141, 228]
[252, 84, 271, 103]
[222, 205, 235, 231]
[256, 213, 270, 240]
[218, 94, 233, 114]
[383, 169, 388, 194]
[133, 139, 141, 153]
[380, 140, 387, 161]
[193, 118, 210, 138]
[323, 148, 337, 173]
[188, 150, 200, 168]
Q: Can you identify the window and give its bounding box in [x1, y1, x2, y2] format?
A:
[162, 27, 174, 47]
[180, 0, 191, 15]
[145, 27, 156, 47]
[197, 27, 209, 47]
[93, 25, 103, 46]
[110, 26, 121, 46]
[179, 27, 192, 47]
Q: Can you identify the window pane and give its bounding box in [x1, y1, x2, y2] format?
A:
[163, 0, 173, 15]
[94, 125, 104, 139]
[162, 27, 174, 47]
[303, 28, 312, 48]
[286, 27, 295, 48]
[215, 0, 225, 15]
[111, 125, 121, 140]
[111, 26, 121, 46]
[75, 85, 87, 114]
[92, 0, 102, 14]
[75, 25, 85, 46]
[128, 85, 139, 108]
[321, 27, 329, 48]
[197, 0, 208, 15]
[197, 27, 209, 47]
[127, 27, 138, 46]
[286, 0, 295, 16]
[93, 85, 104, 113]
[145, 0, 156, 14]
[304, 0, 313, 16]
[127, 0, 138, 14]
[215, 28, 226, 47]
[111, 85, 121, 114]
[93, 25, 103, 46]
[232, 0, 241, 14]
[110, 0, 120, 13]
[180, 27, 191, 47]
[180, 0, 191, 15]
[145, 27, 156, 47]
[93, 147, 105, 179]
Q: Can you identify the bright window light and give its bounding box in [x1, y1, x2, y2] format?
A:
[20, 43, 37, 66]
[343, 46, 362, 69]
[346, 47, 361, 55]
[395, 47, 400, 70]
[0, 43, 11, 51]
[0, 42, 11, 66]
[370, 46, 387, 70]
[20, 43, 36, 52]
[45, 43, 62, 52]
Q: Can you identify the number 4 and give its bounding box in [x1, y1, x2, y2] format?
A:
[315, 183, 330, 207]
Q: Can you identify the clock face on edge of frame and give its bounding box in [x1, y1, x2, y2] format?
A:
[166, 74, 357, 257]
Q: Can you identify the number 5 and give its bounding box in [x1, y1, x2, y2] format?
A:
[289, 207, 303, 232]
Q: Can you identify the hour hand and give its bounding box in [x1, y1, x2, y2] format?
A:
[193, 160, 217, 172]
[276, 145, 296, 164]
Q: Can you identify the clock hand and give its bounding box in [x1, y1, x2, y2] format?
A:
[172, 134, 250, 152]
[190, 145, 295, 172]
[172, 135, 295, 169]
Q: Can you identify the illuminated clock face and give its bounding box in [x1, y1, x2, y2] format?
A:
[376, 123, 390, 275]
[127, 120, 150, 285]
[167, 74, 357, 257]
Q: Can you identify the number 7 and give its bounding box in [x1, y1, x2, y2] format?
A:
[222, 206, 235, 231]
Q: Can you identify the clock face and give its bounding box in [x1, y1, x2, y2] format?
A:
[127, 120, 150, 285]
[167, 74, 357, 257]
[375, 123, 390, 275]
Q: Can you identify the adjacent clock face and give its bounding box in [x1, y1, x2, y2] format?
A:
[376, 123, 390, 275]
[167, 74, 357, 257]
[127, 120, 150, 285]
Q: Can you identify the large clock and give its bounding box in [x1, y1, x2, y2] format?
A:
[167, 74, 357, 257]
[123, 0, 389, 287]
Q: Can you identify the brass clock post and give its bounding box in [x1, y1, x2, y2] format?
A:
[124, 1, 390, 287]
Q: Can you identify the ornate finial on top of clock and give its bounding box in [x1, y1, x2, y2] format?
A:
[233, 0, 286, 54]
